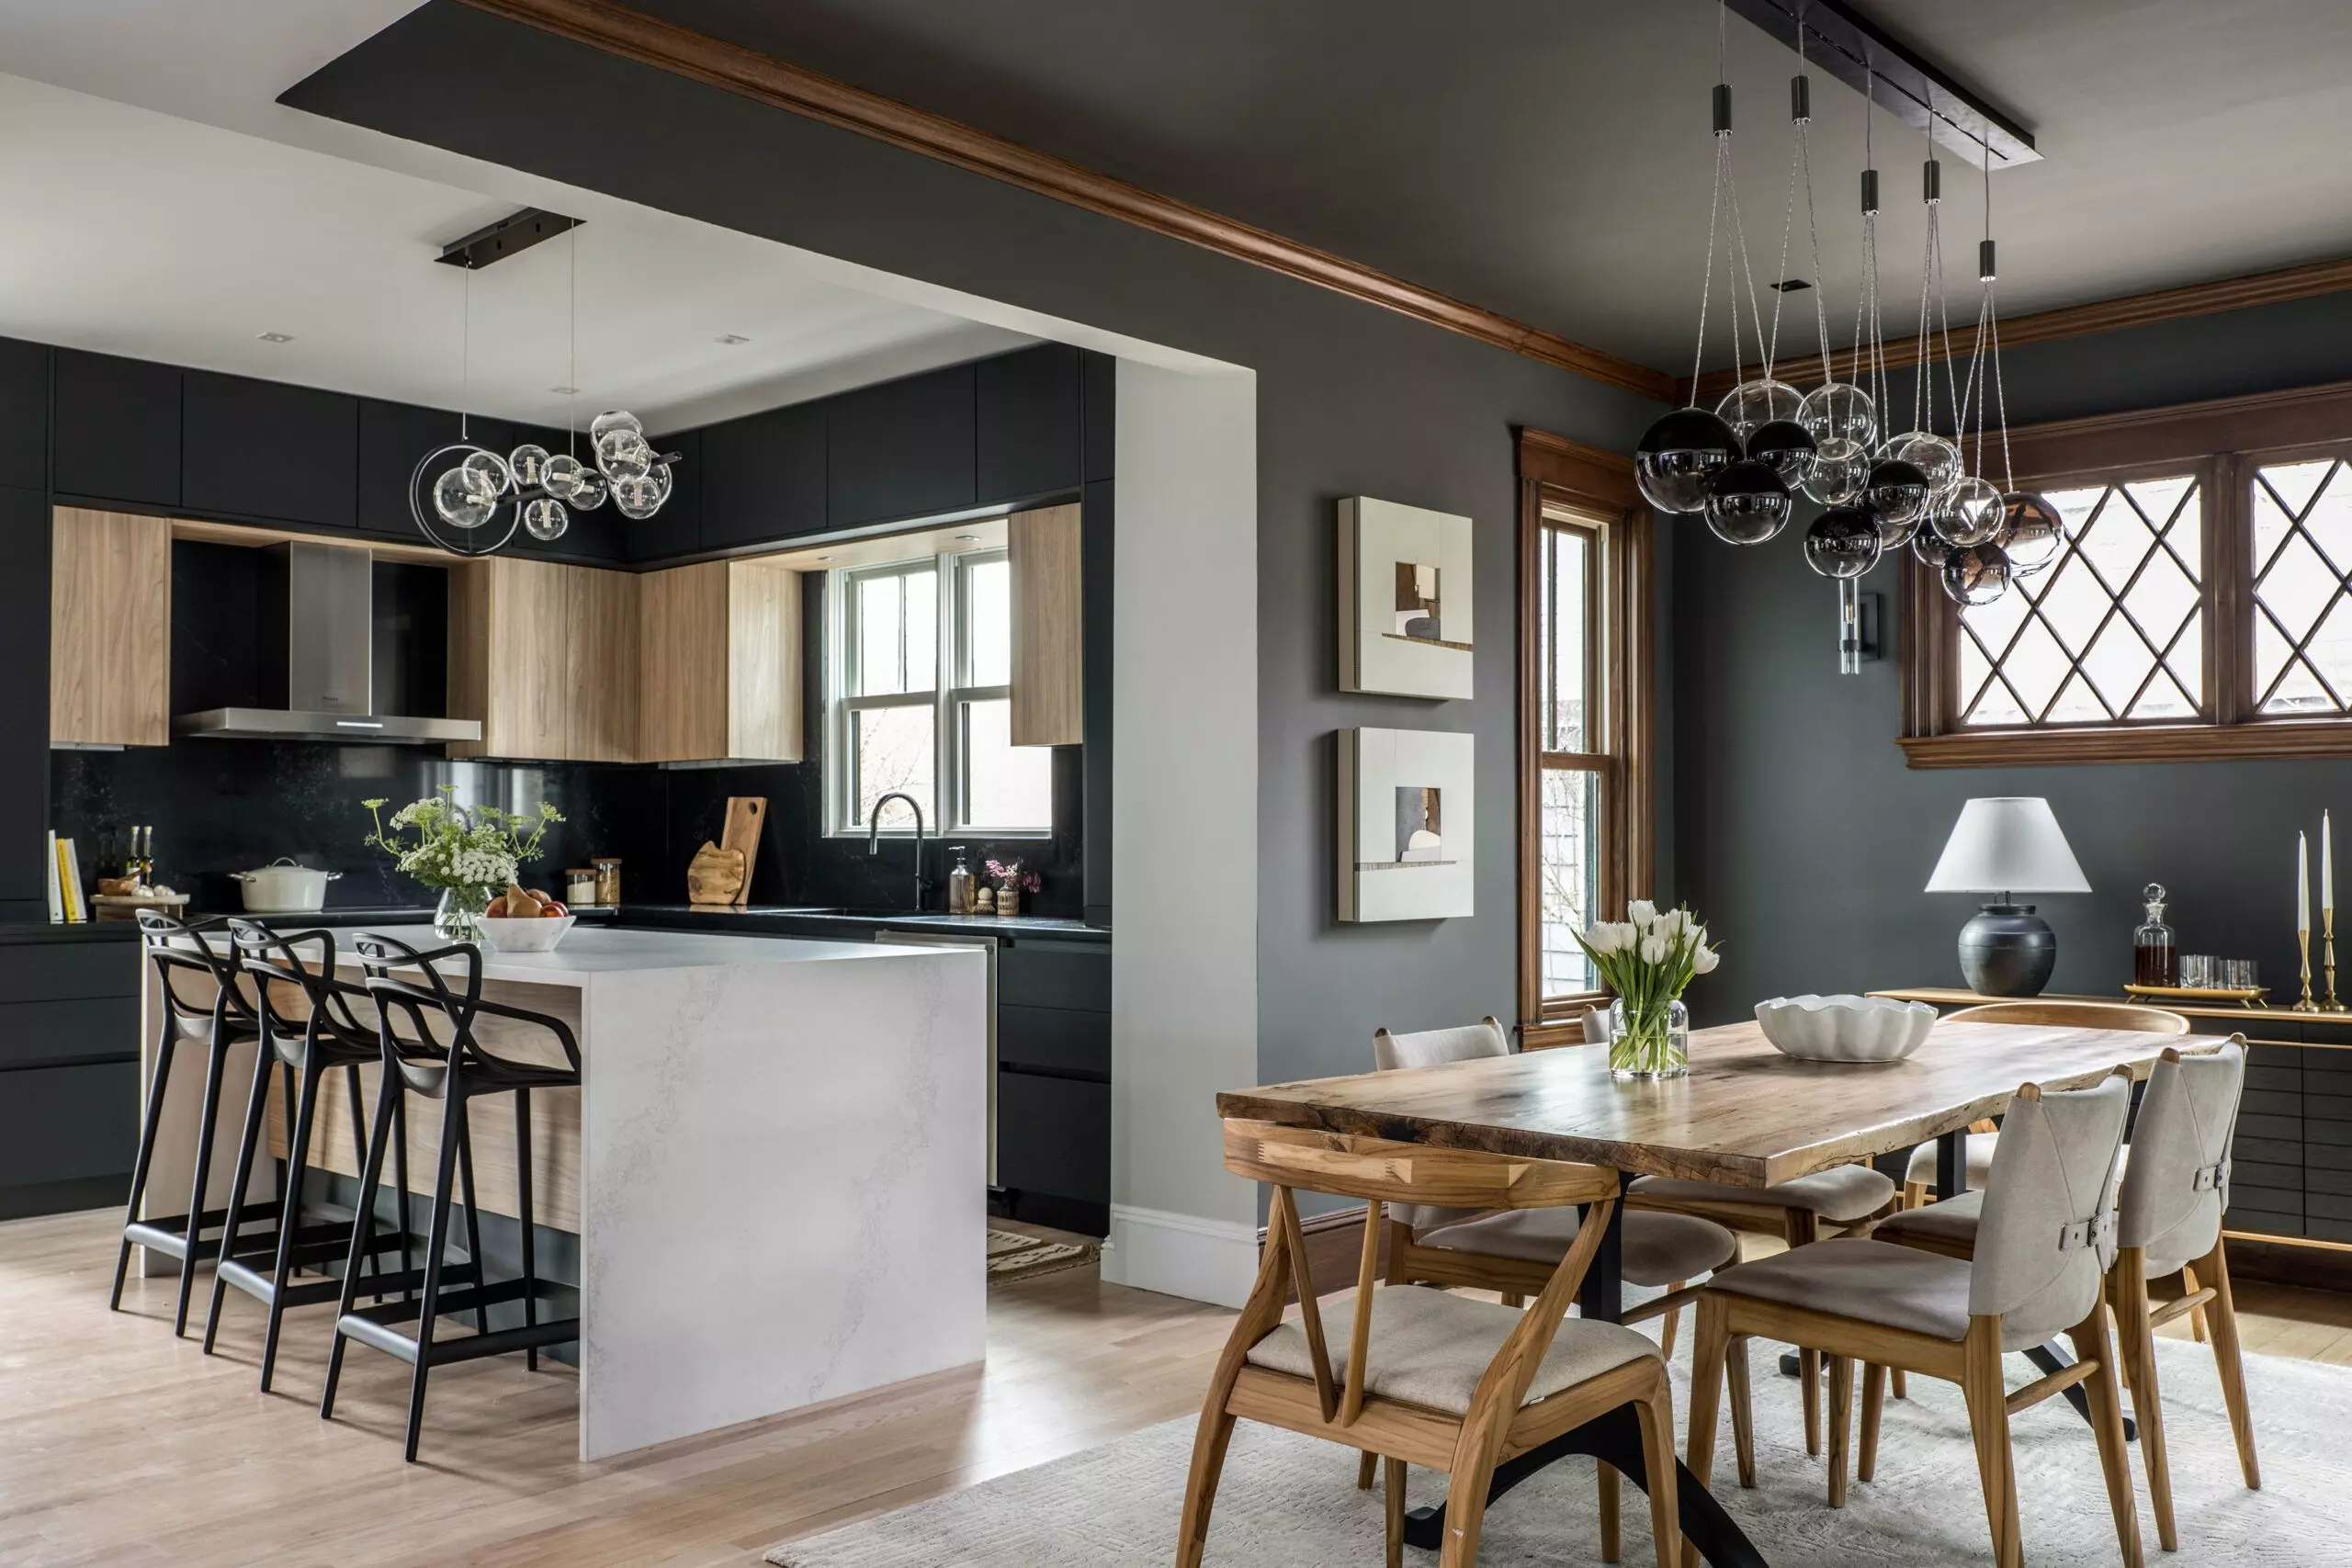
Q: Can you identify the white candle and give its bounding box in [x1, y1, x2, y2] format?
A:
[2327, 811, 2336, 916]
[2301, 831, 2312, 935]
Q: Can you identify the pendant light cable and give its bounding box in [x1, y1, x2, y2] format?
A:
[458, 261, 471, 443]
[567, 223, 580, 458]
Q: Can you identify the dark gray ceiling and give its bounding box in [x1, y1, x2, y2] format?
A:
[620, 0, 2352, 377]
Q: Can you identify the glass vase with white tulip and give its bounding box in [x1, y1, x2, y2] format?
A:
[1576, 900, 1721, 1080]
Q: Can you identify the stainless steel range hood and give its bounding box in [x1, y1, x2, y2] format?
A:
[175, 540, 481, 744]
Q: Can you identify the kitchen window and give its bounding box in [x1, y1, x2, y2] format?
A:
[1901, 380, 2352, 766]
[827, 547, 1053, 835]
[1517, 429, 1653, 1043]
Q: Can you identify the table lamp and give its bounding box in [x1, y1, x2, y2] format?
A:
[1925, 796, 2091, 997]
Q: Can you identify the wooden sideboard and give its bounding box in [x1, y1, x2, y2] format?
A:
[1875, 987, 2352, 1280]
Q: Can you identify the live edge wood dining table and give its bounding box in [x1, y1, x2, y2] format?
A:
[1217, 1017, 2225, 1567]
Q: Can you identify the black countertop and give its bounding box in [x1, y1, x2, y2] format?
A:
[0, 903, 1108, 948]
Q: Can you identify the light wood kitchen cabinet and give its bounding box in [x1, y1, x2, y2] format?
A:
[50, 506, 172, 747]
[637, 558, 802, 762]
[448, 557, 640, 761]
[1009, 502, 1083, 746]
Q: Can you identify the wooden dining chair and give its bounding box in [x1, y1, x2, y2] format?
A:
[1687, 1072, 2142, 1568]
[1355, 1019, 1736, 1557]
[1898, 1002, 2189, 1207]
[1874, 1041, 2256, 1553]
[1180, 1120, 1681, 1568]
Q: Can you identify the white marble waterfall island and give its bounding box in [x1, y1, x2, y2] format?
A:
[144, 926, 989, 1461]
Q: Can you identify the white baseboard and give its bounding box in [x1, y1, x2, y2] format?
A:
[1100, 1203, 1260, 1308]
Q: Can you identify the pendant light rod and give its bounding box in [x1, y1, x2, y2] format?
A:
[1720, 0, 2039, 167]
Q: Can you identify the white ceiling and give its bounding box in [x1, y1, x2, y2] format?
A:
[0, 2, 1033, 430]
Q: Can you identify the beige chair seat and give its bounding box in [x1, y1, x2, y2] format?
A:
[1904, 1131, 1999, 1189]
[1703, 1235, 2045, 1350]
[1418, 1206, 1736, 1286]
[1871, 1188, 1984, 1248]
[1630, 1163, 1895, 1223]
[1246, 1284, 1659, 1417]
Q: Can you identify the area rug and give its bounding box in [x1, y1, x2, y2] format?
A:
[767, 1329, 2342, 1565]
[986, 1228, 1098, 1286]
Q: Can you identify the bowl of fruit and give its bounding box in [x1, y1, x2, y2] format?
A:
[480, 884, 575, 953]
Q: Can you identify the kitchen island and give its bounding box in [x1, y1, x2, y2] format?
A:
[141, 925, 988, 1460]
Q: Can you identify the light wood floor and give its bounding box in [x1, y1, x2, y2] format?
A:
[4, 1209, 2349, 1567]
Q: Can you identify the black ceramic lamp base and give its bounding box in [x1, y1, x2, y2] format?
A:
[1958, 902, 2056, 998]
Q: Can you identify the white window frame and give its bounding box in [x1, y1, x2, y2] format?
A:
[825, 547, 1053, 839]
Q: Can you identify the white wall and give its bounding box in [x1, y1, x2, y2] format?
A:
[1103, 358, 1261, 1309]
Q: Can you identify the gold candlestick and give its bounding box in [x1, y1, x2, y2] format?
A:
[2328, 908, 2346, 1011]
[2297, 926, 2321, 1011]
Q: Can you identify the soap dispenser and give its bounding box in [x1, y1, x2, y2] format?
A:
[946, 846, 973, 916]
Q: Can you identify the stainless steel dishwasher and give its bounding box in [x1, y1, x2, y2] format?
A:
[876, 928, 1000, 1188]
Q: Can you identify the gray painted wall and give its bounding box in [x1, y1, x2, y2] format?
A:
[1675, 292, 2352, 1025]
[287, 4, 1665, 1107]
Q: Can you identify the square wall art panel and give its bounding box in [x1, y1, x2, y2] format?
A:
[1337, 727, 1475, 922]
[1339, 497, 1474, 699]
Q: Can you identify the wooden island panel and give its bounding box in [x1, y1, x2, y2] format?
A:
[1219, 1020, 2223, 1188]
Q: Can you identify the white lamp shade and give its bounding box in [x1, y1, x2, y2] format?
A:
[1925, 796, 2091, 896]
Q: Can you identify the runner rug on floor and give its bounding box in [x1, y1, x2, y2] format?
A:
[768, 1335, 2336, 1565]
[985, 1229, 1097, 1286]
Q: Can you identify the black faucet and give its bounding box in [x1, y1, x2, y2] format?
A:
[865, 791, 929, 911]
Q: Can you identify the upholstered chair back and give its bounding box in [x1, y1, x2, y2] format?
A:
[1373, 1016, 1510, 1231]
[2119, 1041, 2246, 1277]
[1969, 1070, 2132, 1348]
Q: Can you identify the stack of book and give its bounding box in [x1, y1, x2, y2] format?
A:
[46, 831, 86, 922]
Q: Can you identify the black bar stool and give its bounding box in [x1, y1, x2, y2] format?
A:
[113, 911, 272, 1335]
[202, 920, 424, 1390]
[322, 933, 582, 1462]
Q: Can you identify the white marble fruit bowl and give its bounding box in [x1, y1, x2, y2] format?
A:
[481, 914, 575, 953]
[1754, 994, 1937, 1063]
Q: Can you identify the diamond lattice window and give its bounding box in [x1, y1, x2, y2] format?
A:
[1958, 475, 2204, 727]
[2253, 457, 2352, 715]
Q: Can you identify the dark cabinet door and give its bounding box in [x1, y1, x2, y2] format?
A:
[629, 428, 701, 561]
[54, 350, 179, 508]
[182, 371, 357, 529]
[704, 402, 825, 550]
[0, 487, 48, 916]
[357, 400, 467, 540]
[997, 1068, 1111, 1208]
[827, 364, 975, 529]
[977, 344, 1081, 504]
[1081, 349, 1115, 484]
[0, 338, 49, 491]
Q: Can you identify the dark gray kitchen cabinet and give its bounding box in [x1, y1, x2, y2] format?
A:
[182, 370, 357, 529]
[996, 1069, 1110, 1231]
[54, 349, 180, 508]
[357, 399, 469, 540]
[704, 401, 825, 550]
[1081, 349, 1115, 485]
[0, 337, 50, 492]
[0, 936, 141, 1221]
[630, 428, 701, 561]
[827, 364, 975, 529]
[0, 487, 48, 918]
[978, 344, 1081, 504]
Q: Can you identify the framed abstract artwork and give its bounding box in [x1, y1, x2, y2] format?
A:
[1338, 497, 1474, 699]
[1337, 727, 1475, 922]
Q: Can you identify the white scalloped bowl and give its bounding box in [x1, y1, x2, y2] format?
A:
[481, 915, 575, 953]
[1755, 994, 1937, 1063]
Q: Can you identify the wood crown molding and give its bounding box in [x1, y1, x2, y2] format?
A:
[2002, 378, 2352, 478]
[1899, 720, 2352, 769]
[1686, 254, 2352, 405]
[453, 0, 1676, 402]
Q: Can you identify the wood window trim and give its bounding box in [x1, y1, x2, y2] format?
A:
[1901, 380, 2352, 768]
[1514, 428, 1652, 1045]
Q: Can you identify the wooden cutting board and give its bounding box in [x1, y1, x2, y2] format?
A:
[681, 795, 767, 908]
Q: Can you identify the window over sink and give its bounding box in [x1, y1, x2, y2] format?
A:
[826, 546, 1053, 836]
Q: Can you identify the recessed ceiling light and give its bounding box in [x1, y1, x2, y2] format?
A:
[716, 333, 751, 345]
[954, 534, 978, 541]
[1768, 278, 1812, 293]
[256, 332, 294, 343]
[814, 554, 833, 562]
[549, 385, 580, 395]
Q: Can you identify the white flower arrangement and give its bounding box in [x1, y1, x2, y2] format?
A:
[362, 787, 560, 895]
[1576, 900, 1720, 1076]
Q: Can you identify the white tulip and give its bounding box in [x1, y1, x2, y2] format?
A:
[1691, 944, 1721, 975]
[1627, 898, 1658, 928]
[1600, 921, 1637, 954]
[1639, 931, 1669, 964]
[1662, 908, 1693, 938]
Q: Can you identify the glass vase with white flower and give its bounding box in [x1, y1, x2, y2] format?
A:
[1576, 899, 1720, 1080]
[362, 787, 562, 942]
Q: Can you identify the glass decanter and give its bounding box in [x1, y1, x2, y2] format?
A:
[2133, 882, 2177, 987]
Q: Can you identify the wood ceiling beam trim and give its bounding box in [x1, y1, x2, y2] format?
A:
[1685, 255, 2352, 404]
[452, 0, 1677, 403]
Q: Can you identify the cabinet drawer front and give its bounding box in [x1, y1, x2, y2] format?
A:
[997, 942, 1111, 1012]
[999, 1003, 1108, 1079]
[996, 1069, 1109, 1206]
[0, 1060, 138, 1188]
[0, 942, 141, 1003]
[0, 996, 140, 1071]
